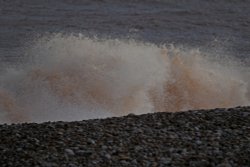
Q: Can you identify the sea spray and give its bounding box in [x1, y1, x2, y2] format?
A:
[0, 34, 249, 123]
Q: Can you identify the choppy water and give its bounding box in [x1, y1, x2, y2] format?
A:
[0, 0, 250, 123]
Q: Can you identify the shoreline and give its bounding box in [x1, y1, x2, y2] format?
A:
[0, 106, 249, 166]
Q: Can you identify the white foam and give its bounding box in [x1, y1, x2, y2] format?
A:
[0, 34, 249, 123]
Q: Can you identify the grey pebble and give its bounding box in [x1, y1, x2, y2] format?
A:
[65, 149, 75, 156]
[0, 106, 249, 166]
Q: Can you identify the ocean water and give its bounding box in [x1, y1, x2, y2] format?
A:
[0, 0, 250, 123]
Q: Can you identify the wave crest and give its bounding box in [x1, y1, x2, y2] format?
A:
[0, 34, 249, 123]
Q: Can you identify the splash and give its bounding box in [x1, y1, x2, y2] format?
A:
[0, 34, 249, 123]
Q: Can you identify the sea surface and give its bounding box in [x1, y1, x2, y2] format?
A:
[0, 0, 250, 123]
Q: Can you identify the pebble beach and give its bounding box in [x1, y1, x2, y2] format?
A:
[0, 106, 249, 167]
[1, 0, 250, 166]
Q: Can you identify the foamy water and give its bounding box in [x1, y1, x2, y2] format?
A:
[0, 34, 249, 123]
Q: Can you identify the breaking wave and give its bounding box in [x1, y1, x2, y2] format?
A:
[0, 34, 249, 123]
